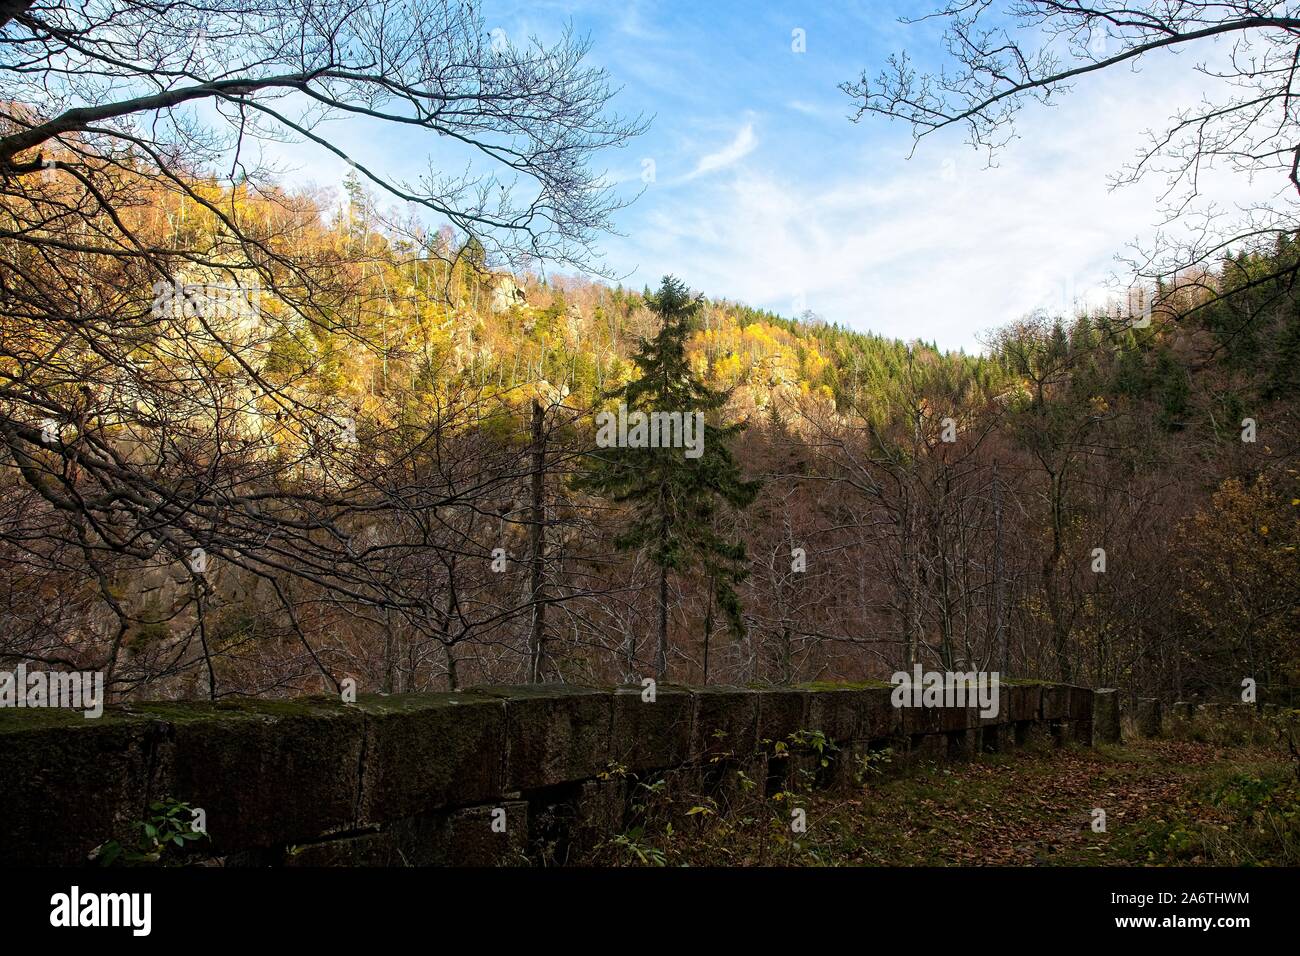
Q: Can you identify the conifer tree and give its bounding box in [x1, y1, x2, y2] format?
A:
[578, 276, 760, 680]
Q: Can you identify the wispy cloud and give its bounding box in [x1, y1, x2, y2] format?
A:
[299, 2, 1289, 351]
[785, 99, 842, 120]
[684, 122, 757, 180]
[604, 56, 1277, 352]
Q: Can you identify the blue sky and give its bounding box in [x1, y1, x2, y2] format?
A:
[272, 1, 1278, 352]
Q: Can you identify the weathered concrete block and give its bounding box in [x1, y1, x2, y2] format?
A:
[885, 675, 988, 734]
[901, 700, 973, 735]
[0, 680, 1096, 865]
[658, 763, 706, 804]
[1004, 684, 1042, 723]
[832, 739, 900, 788]
[801, 684, 900, 740]
[1229, 702, 1256, 722]
[1136, 697, 1163, 738]
[994, 722, 1017, 751]
[755, 688, 810, 749]
[134, 696, 364, 854]
[940, 700, 977, 733]
[472, 685, 612, 790]
[354, 692, 505, 825]
[0, 707, 162, 866]
[891, 676, 977, 735]
[610, 684, 692, 773]
[802, 685, 863, 742]
[1050, 719, 1070, 747]
[320, 804, 529, 868]
[861, 686, 902, 738]
[691, 686, 759, 760]
[977, 724, 1008, 753]
[1040, 685, 1070, 721]
[993, 723, 1018, 751]
[308, 803, 531, 868]
[978, 681, 1009, 726]
[1093, 689, 1121, 743]
[712, 753, 768, 803]
[1067, 686, 1094, 722]
[440, 800, 528, 866]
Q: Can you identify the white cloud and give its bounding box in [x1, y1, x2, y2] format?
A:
[608, 55, 1284, 352]
[786, 99, 844, 120]
[685, 122, 757, 180]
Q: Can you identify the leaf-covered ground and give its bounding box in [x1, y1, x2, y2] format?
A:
[801, 741, 1298, 866]
[583, 739, 1300, 866]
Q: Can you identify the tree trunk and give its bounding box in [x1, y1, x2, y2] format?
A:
[1044, 472, 1074, 683]
[993, 459, 1007, 674]
[383, 607, 395, 693]
[527, 399, 547, 683]
[657, 561, 669, 681]
[702, 577, 714, 684]
[445, 642, 459, 691]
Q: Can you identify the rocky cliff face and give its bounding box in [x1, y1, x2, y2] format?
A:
[490, 275, 527, 313]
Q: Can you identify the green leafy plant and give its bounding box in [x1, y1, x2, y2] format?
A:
[93, 798, 208, 866]
[854, 746, 895, 786]
[610, 828, 667, 866]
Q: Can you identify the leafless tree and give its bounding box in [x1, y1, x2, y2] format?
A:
[842, 1, 1300, 306]
[0, 0, 642, 698]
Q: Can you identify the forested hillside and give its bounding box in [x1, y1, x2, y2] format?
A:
[3, 163, 1295, 704]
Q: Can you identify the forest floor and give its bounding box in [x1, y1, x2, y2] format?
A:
[583, 737, 1300, 866]
[797, 740, 1299, 866]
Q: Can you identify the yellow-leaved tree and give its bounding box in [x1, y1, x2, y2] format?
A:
[1174, 474, 1300, 701]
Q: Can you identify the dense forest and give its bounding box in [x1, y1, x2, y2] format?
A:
[2, 165, 1296, 705]
[1, 0, 1297, 716]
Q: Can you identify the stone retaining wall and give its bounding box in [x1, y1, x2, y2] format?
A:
[1167, 700, 1284, 745]
[0, 681, 1096, 866]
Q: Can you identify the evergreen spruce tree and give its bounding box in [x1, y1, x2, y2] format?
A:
[579, 276, 760, 680]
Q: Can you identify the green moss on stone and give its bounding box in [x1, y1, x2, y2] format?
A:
[795, 680, 893, 691]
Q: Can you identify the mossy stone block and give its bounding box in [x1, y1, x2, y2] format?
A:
[0, 707, 161, 865]
[131, 696, 364, 854]
[571, 778, 627, 856]
[355, 692, 505, 824]
[1040, 685, 1070, 721]
[907, 733, 947, 763]
[1071, 719, 1094, 746]
[900, 699, 974, 734]
[801, 685, 863, 742]
[471, 685, 612, 790]
[1003, 684, 1042, 723]
[1067, 685, 1094, 721]
[440, 800, 528, 866]
[861, 686, 903, 738]
[1136, 697, 1163, 738]
[1093, 689, 1121, 743]
[610, 684, 692, 773]
[691, 686, 759, 759]
[755, 688, 810, 749]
